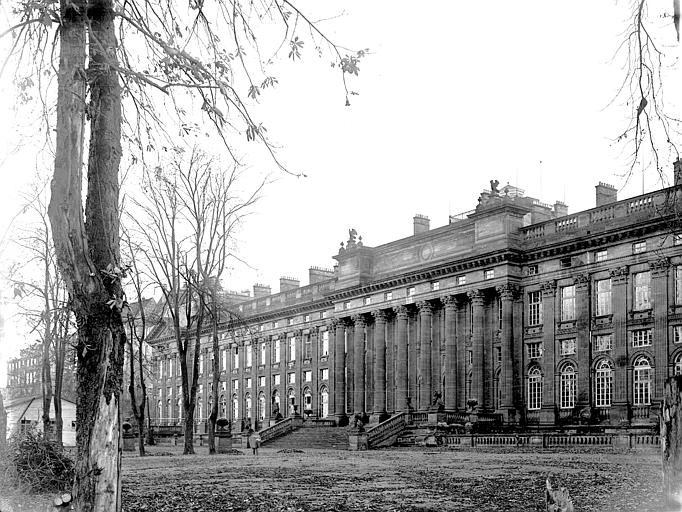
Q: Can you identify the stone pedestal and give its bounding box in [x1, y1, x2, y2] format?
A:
[427, 411, 446, 426]
[216, 432, 232, 453]
[348, 430, 369, 451]
[122, 435, 137, 452]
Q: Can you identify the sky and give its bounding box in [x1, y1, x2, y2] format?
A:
[0, 1, 680, 385]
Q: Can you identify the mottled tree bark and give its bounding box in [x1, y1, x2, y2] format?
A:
[662, 375, 682, 509]
[49, 0, 124, 510]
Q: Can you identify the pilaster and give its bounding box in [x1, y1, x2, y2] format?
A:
[650, 258, 670, 404]
[611, 266, 630, 424]
[574, 274, 590, 409]
[496, 283, 520, 423]
[540, 280, 557, 425]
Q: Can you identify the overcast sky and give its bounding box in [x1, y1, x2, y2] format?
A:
[0, 1, 680, 383]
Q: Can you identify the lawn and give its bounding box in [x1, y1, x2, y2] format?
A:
[0, 445, 667, 511]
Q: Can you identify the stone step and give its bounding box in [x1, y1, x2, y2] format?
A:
[265, 427, 351, 450]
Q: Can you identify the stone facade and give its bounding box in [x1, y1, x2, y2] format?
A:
[5, 343, 76, 402]
[148, 175, 682, 430]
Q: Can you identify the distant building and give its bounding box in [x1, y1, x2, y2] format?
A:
[148, 163, 682, 431]
[3, 395, 77, 446]
[5, 344, 76, 402]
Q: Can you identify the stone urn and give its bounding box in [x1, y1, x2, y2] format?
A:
[122, 421, 136, 451]
[215, 417, 232, 453]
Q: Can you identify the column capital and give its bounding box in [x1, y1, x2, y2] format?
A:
[496, 283, 520, 301]
[467, 289, 485, 305]
[416, 300, 433, 314]
[351, 314, 366, 326]
[573, 273, 590, 287]
[290, 329, 302, 337]
[441, 295, 458, 309]
[371, 309, 389, 323]
[326, 319, 339, 330]
[393, 305, 409, 319]
[649, 257, 670, 277]
[541, 280, 556, 296]
[610, 265, 629, 285]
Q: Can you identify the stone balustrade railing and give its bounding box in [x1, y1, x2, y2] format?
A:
[440, 433, 659, 450]
[366, 412, 407, 448]
[258, 417, 294, 443]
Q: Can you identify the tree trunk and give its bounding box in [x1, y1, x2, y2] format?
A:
[49, 0, 123, 509]
[0, 391, 7, 450]
[662, 375, 682, 508]
[41, 325, 53, 439]
[208, 325, 220, 454]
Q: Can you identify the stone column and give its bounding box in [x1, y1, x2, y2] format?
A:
[574, 274, 590, 411]
[372, 310, 389, 423]
[651, 258, 670, 406]
[540, 280, 557, 425]
[366, 321, 375, 415]
[417, 301, 433, 411]
[456, 301, 467, 409]
[611, 266, 629, 424]
[496, 283, 518, 421]
[332, 319, 347, 423]
[442, 296, 458, 411]
[468, 290, 485, 408]
[386, 314, 395, 413]
[352, 315, 366, 415]
[431, 308, 442, 398]
[310, 328, 319, 414]
[393, 306, 409, 412]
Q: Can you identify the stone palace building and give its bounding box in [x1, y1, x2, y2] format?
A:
[148, 165, 682, 431]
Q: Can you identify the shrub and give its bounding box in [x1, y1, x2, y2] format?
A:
[6, 427, 74, 492]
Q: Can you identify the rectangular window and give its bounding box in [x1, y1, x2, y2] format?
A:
[304, 370, 312, 382]
[632, 329, 653, 347]
[561, 285, 576, 321]
[675, 326, 682, 344]
[321, 331, 329, 357]
[560, 338, 576, 356]
[407, 287, 416, 297]
[168, 358, 173, 378]
[245, 345, 252, 367]
[221, 349, 228, 371]
[528, 265, 538, 276]
[385, 292, 393, 301]
[274, 339, 281, 363]
[484, 269, 495, 280]
[633, 271, 651, 310]
[467, 350, 473, 366]
[246, 378, 252, 389]
[258, 376, 265, 387]
[199, 354, 204, 375]
[527, 342, 543, 359]
[322, 311, 328, 319]
[528, 291, 543, 326]
[633, 241, 647, 254]
[288, 318, 294, 326]
[260, 343, 266, 364]
[232, 379, 239, 390]
[595, 279, 612, 316]
[259, 324, 265, 332]
[560, 257, 572, 269]
[273, 374, 280, 386]
[431, 281, 440, 291]
[233, 348, 239, 369]
[674, 234, 682, 246]
[288, 373, 295, 384]
[304, 314, 311, 323]
[595, 249, 608, 262]
[595, 334, 612, 352]
[456, 275, 466, 286]
[676, 266, 682, 305]
[495, 346, 502, 365]
[303, 335, 312, 359]
[289, 337, 296, 361]
[320, 368, 329, 381]
[364, 297, 372, 306]
[344, 301, 351, 310]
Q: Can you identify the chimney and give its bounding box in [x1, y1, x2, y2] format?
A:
[674, 158, 682, 186]
[253, 283, 271, 298]
[279, 276, 300, 292]
[553, 201, 568, 218]
[309, 266, 335, 284]
[595, 182, 617, 207]
[413, 214, 430, 235]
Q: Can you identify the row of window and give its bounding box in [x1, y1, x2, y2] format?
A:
[526, 327, 682, 360]
[528, 354, 682, 410]
[528, 266, 682, 326]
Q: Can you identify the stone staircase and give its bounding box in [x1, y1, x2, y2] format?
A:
[264, 425, 351, 450]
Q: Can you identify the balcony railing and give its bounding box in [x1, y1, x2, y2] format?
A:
[258, 417, 294, 444]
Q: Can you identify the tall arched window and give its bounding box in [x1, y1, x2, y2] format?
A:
[176, 398, 182, 421]
[633, 356, 652, 406]
[196, 396, 203, 422]
[595, 360, 613, 408]
[560, 364, 576, 409]
[288, 388, 296, 416]
[674, 353, 682, 376]
[157, 400, 162, 422]
[258, 392, 266, 421]
[245, 393, 252, 421]
[219, 395, 227, 417]
[208, 395, 214, 417]
[320, 386, 329, 418]
[232, 393, 239, 419]
[527, 367, 542, 410]
[272, 389, 280, 416]
[166, 398, 172, 421]
[303, 387, 312, 414]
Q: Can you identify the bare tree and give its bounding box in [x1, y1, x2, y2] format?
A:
[131, 148, 261, 455]
[8, 188, 72, 446]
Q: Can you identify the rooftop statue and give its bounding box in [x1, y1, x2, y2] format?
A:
[490, 179, 500, 195]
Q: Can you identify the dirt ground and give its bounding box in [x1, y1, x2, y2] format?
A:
[1, 445, 668, 512]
